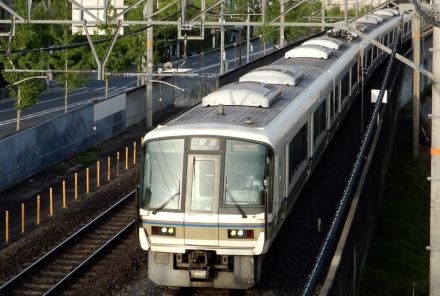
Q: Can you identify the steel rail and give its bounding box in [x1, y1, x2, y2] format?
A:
[44, 220, 135, 295]
[0, 190, 135, 293]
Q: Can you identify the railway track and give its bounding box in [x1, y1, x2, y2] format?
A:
[0, 190, 136, 296]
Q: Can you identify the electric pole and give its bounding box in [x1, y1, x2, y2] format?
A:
[220, 2, 225, 74]
[412, 13, 421, 158]
[247, 5, 250, 63]
[280, 0, 285, 47]
[144, 0, 153, 128]
[430, 0, 440, 294]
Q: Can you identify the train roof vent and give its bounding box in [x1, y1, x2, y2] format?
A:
[369, 14, 384, 22]
[357, 16, 380, 25]
[285, 45, 332, 60]
[302, 37, 343, 50]
[383, 8, 399, 15]
[239, 65, 303, 85]
[373, 9, 395, 16]
[202, 82, 281, 108]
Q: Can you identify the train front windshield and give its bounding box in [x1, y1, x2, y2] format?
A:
[143, 139, 185, 210]
[224, 140, 269, 206]
[142, 138, 271, 211]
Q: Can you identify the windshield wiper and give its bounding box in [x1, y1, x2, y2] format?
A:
[225, 188, 247, 219]
[152, 192, 180, 214]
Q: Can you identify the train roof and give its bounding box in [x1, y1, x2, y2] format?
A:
[164, 11, 400, 130]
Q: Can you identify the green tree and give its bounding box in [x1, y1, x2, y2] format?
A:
[48, 1, 89, 112]
[0, 0, 49, 131]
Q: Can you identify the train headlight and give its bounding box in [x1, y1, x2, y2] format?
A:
[228, 229, 254, 239]
[152, 226, 176, 237]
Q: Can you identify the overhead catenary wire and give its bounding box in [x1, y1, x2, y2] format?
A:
[409, 0, 440, 28]
[0, 10, 181, 56]
[301, 27, 402, 296]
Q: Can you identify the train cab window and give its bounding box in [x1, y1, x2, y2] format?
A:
[341, 72, 349, 100]
[143, 139, 185, 210]
[313, 100, 326, 143]
[351, 62, 358, 86]
[289, 124, 308, 183]
[224, 140, 270, 206]
[191, 159, 215, 212]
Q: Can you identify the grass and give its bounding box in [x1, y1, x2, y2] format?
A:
[74, 151, 100, 166]
[358, 112, 429, 295]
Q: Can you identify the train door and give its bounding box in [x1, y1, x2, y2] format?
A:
[184, 154, 221, 246]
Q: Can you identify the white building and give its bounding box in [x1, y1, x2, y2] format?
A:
[72, 0, 125, 35]
[327, 0, 386, 11]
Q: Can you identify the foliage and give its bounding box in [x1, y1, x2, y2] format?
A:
[358, 110, 429, 296]
[0, 0, 48, 112]
[48, 1, 89, 92]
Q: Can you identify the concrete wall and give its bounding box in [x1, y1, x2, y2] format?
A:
[0, 105, 94, 190]
[0, 94, 129, 190]
[0, 75, 217, 191]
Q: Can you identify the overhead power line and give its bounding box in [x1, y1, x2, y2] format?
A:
[409, 0, 440, 27]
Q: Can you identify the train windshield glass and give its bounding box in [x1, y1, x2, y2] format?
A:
[224, 140, 269, 206]
[143, 139, 184, 210]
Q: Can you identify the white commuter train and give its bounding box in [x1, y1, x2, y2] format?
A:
[137, 8, 413, 289]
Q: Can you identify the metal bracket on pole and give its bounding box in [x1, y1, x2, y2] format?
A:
[27, 0, 32, 21]
[83, 20, 122, 80]
[350, 27, 439, 83]
[83, 22, 102, 80]
[269, 0, 308, 24]
[0, 1, 25, 21]
[102, 21, 122, 71]
[109, 0, 144, 22]
[68, 0, 102, 22]
[0, 15, 15, 38]
[103, 0, 109, 23]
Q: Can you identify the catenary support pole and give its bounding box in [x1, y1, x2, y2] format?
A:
[430, 0, 440, 294]
[145, 0, 153, 128]
[412, 14, 421, 158]
[247, 5, 250, 63]
[220, 2, 225, 74]
[280, 0, 285, 47]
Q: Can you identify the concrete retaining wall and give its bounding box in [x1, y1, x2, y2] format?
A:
[0, 74, 217, 191]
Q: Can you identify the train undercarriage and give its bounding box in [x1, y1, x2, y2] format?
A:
[148, 251, 263, 289]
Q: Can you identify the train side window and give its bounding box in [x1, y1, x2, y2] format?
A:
[351, 62, 358, 86]
[313, 100, 326, 144]
[329, 90, 335, 120]
[335, 83, 340, 113]
[341, 72, 349, 100]
[365, 50, 370, 69]
[288, 124, 308, 183]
